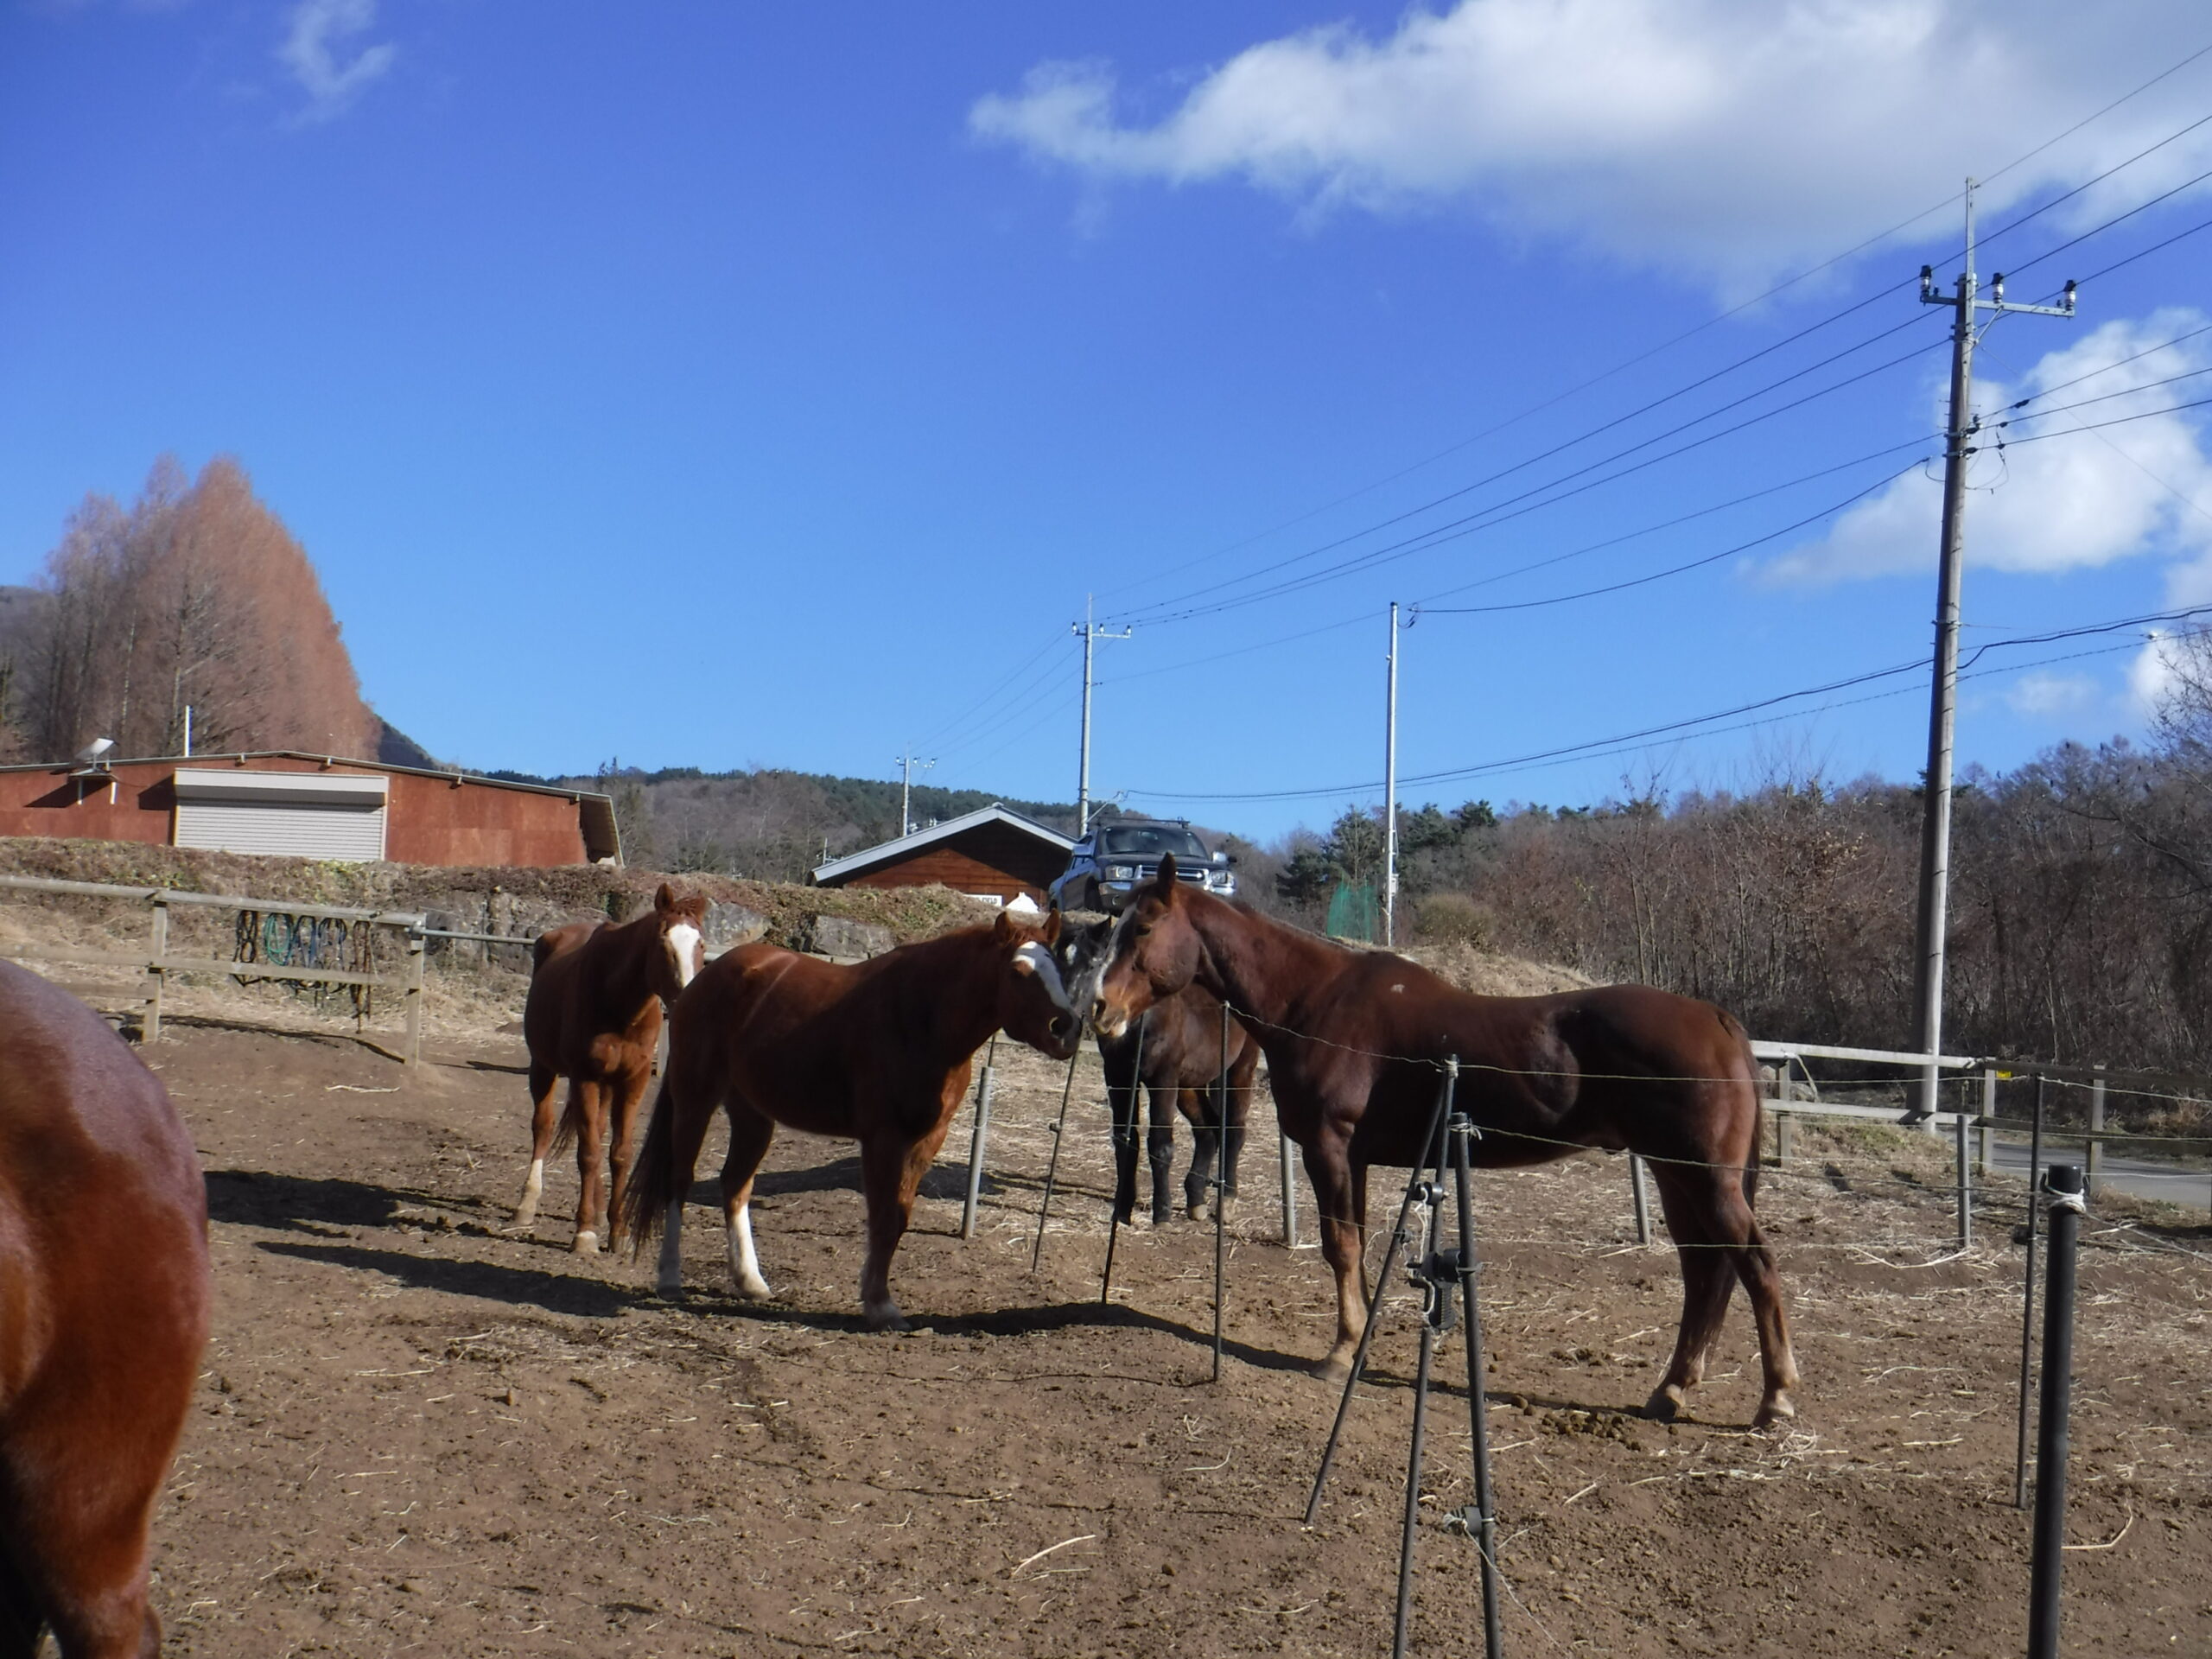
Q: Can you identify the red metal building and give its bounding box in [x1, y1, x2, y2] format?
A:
[0, 752, 620, 868]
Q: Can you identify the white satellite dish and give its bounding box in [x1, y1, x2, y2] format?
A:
[77, 737, 115, 766]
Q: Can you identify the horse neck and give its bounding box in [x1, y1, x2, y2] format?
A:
[1184, 895, 1346, 1031]
[885, 926, 1007, 1065]
[594, 915, 666, 1014]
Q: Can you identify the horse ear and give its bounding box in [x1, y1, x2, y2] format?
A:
[993, 908, 1018, 941]
[1154, 853, 1179, 895]
[1041, 906, 1062, 944]
[654, 882, 677, 913]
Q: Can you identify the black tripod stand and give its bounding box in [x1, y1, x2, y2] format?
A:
[1304, 1058, 1504, 1659]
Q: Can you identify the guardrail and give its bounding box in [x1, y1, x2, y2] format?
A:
[0, 873, 429, 1065]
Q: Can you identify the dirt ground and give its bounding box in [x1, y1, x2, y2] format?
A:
[37, 961, 2212, 1656]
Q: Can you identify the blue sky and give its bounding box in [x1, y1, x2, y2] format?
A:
[4, 2, 2209, 839]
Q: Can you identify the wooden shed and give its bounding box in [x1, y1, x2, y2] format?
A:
[0, 751, 620, 868]
[810, 804, 1073, 907]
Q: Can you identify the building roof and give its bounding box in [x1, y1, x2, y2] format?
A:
[810, 802, 1074, 887]
[0, 750, 622, 863]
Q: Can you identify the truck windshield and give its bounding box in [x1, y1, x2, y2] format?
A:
[1102, 826, 1209, 860]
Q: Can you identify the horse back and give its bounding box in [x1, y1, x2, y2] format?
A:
[0, 964, 208, 1592]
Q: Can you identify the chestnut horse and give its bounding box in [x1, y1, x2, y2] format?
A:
[621, 908, 1083, 1329]
[513, 883, 706, 1254]
[1057, 918, 1262, 1226]
[1090, 859, 1799, 1428]
[0, 961, 210, 1656]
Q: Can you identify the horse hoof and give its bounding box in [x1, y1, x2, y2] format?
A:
[656, 1277, 684, 1301]
[732, 1276, 773, 1301]
[1751, 1395, 1796, 1430]
[866, 1308, 912, 1333]
[1186, 1202, 1209, 1224]
[1315, 1352, 1354, 1386]
[510, 1206, 537, 1230]
[1644, 1386, 1686, 1422]
[571, 1230, 601, 1255]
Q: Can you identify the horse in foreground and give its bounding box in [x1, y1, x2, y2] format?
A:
[1058, 918, 1262, 1226]
[622, 907, 1084, 1329]
[1089, 859, 1799, 1428]
[0, 961, 210, 1656]
[514, 883, 706, 1253]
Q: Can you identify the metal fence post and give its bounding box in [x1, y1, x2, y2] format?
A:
[144, 897, 168, 1044]
[961, 1036, 997, 1241]
[402, 927, 426, 1067]
[1955, 1104, 1972, 1249]
[1630, 1154, 1652, 1245]
[2086, 1065, 2105, 1199]
[1979, 1066, 1997, 1176]
[2026, 1163, 2086, 1659]
[1280, 1135, 1298, 1247]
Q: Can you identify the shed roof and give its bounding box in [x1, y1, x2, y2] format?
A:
[810, 803, 1073, 887]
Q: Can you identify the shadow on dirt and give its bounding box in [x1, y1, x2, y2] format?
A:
[206, 1167, 471, 1232]
[256, 1239, 659, 1319]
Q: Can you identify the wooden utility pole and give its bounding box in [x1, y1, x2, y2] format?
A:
[1909, 179, 2076, 1124]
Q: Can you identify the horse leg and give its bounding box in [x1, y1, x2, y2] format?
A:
[1184, 1086, 1218, 1223]
[718, 1103, 777, 1301]
[1643, 1164, 1743, 1421]
[570, 1077, 607, 1254]
[1108, 1064, 1140, 1226]
[856, 1116, 956, 1331]
[512, 1059, 559, 1229]
[1302, 1134, 1366, 1381]
[1713, 1173, 1801, 1427]
[603, 1059, 652, 1253]
[1145, 1083, 1176, 1226]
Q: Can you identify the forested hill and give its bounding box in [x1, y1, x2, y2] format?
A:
[486, 763, 1082, 882]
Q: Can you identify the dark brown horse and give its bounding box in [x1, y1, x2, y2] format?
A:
[514, 883, 706, 1254]
[1090, 859, 1799, 1427]
[0, 960, 210, 1656]
[622, 908, 1083, 1329]
[1056, 918, 1262, 1226]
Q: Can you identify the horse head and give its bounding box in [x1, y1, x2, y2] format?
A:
[652, 883, 708, 1005]
[1090, 855, 1203, 1039]
[995, 906, 1081, 1061]
[1050, 916, 1114, 1027]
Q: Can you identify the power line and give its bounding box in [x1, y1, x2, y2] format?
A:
[1092, 41, 2212, 616]
[1131, 324, 1948, 625]
[1122, 604, 2212, 804]
[912, 629, 1067, 753]
[1410, 461, 1924, 617]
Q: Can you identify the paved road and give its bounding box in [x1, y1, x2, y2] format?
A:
[1986, 1135, 2211, 1211]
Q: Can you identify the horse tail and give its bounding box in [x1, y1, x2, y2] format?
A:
[619, 1077, 683, 1255]
[550, 1083, 585, 1159]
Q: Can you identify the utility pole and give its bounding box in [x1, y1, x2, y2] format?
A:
[1383, 602, 1400, 947]
[894, 752, 935, 836]
[1073, 594, 1132, 835]
[1909, 179, 2076, 1124]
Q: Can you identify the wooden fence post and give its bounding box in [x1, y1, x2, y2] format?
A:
[144, 897, 168, 1043]
[2086, 1065, 2105, 1198]
[403, 927, 426, 1068]
[1776, 1110, 1795, 1167]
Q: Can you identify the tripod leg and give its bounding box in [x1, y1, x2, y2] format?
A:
[1447, 1075, 1504, 1659]
[1305, 1068, 1456, 1525]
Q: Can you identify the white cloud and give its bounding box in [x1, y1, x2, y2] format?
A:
[970, 1, 2212, 290]
[1764, 308, 2212, 585]
[2005, 670, 2099, 717]
[279, 0, 395, 123]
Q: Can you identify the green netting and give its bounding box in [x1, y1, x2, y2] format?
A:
[1325, 880, 1377, 943]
